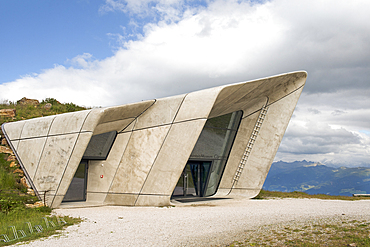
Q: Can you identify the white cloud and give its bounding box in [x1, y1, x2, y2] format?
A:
[1, 0, 369, 165]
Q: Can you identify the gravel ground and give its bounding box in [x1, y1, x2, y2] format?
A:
[12, 198, 370, 246]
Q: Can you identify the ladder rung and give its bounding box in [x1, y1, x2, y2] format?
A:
[233, 106, 269, 187]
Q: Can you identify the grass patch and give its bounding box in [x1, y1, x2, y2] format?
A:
[228, 218, 370, 247]
[0, 211, 80, 246]
[0, 98, 88, 127]
[0, 98, 87, 245]
[0, 153, 81, 245]
[253, 189, 370, 200]
[0, 153, 38, 213]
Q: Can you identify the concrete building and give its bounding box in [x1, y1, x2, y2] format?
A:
[1, 71, 307, 208]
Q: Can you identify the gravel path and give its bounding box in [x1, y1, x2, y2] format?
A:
[14, 198, 370, 246]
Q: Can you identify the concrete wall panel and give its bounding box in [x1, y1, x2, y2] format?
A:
[232, 87, 305, 197]
[121, 119, 137, 133]
[10, 141, 19, 151]
[140, 119, 207, 195]
[2, 121, 25, 141]
[87, 132, 131, 195]
[209, 81, 263, 118]
[217, 111, 260, 195]
[174, 87, 222, 122]
[209, 71, 306, 119]
[16, 137, 47, 180]
[108, 125, 171, 194]
[21, 116, 55, 139]
[105, 194, 138, 206]
[233, 72, 306, 110]
[86, 192, 107, 203]
[135, 195, 170, 206]
[93, 118, 134, 135]
[51, 132, 93, 207]
[49, 110, 90, 135]
[134, 95, 185, 130]
[81, 108, 104, 132]
[32, 133, 79, 205]
[98, 100, 155, 125]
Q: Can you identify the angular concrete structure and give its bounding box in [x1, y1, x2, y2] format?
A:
[2, 71, 307, 208]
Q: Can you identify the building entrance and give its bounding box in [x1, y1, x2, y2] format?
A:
[173, 161, 212, 197]
[172, 110, 243, 199]
[62, 160, 88, 202]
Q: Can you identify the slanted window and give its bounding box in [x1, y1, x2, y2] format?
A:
[173, 111, 242, 198]
[82, 131, 117, 160]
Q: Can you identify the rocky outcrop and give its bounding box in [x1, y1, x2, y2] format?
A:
[0, 109, 16, 117]
[17, 97, 39, 106]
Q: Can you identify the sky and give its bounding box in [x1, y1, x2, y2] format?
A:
[0, 0, 369, 167]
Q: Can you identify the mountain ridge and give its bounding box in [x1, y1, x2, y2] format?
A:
[263, 160, 370, 196]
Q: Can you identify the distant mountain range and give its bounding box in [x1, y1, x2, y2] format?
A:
[263, 160, 370, 196]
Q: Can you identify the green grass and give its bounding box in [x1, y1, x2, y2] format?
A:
[228, 218, 370, 246]
[0, 97, 87, 127]
[253, 189, 370, 200]
[0, 153, 39, 213]
[0, 211, 80, 246]
[0, 153, 80, 246]
[0, 98, 87, 245]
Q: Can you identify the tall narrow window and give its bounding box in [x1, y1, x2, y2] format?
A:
[63, 160, 88, 202]
[173, 111, 242, 198]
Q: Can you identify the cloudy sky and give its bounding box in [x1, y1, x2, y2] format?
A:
[0, 0, 369, 167]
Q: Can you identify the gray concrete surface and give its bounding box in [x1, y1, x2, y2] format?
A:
[16, 198, 370, 246]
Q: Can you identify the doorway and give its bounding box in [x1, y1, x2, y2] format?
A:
[62, 160, 88, 202]
[172, 161, 212, 198]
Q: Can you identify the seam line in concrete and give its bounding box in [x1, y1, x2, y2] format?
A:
[50, 110, 92, 207]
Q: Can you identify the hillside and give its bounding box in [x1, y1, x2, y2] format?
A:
[263, 160, 370, 196]
[0, 97, 87, 212]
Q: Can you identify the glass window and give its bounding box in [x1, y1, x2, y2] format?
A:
[63, 160, 87, 202]
[82, 131, 117, 160]
[173, 110, 242, 198]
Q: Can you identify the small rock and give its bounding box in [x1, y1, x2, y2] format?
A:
[43, 103, 52, 110]
[25, 201, 45, 208]
[0, 145, 13, 154]
[9, 161, 17, 167]
[13, 168, 24, 175]
[6, 155, 16, 161]
[1, 138, 8, 145]
[20, 176, 30, 188]
[27, 188, 35, 196]
[0, 109, 16, 117]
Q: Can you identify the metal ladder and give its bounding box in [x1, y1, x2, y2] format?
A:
[231, 105, 269, 188]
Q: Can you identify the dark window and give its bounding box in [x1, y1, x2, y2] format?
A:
[82, 131, 117, 160]
[63, 160, 88, 202]
[173, 111, 242, 198]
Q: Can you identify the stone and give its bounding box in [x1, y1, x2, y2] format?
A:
[17, 97, 39, 106]
[13, 168, 24, 175]
[25, 201, 45, 208]
[34, 201, 45, 207]
[27, 188, 35, 196]
[20, 176, 30, 188]
[9, 161, 17, 167]
[6, 155, 16, 161]
[0, 109, 16, 117]
[0, 145, 13, 154]
[43, 103, 52, 110]
[1, 138, 8, 145]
